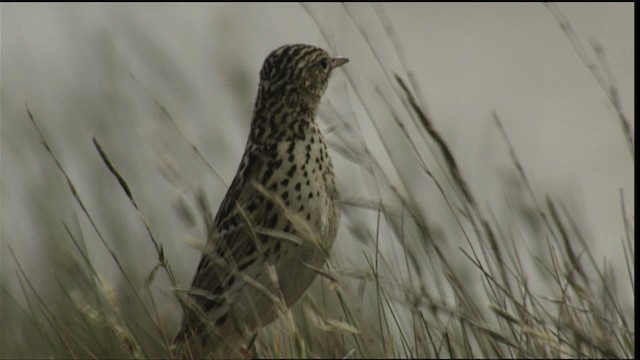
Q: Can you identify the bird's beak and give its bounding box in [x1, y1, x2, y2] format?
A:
[330, 57, 349, 70]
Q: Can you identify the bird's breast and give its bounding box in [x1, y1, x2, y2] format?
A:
[263, 133, 338, 241]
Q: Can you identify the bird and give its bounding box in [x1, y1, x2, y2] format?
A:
[171, 44, 348, 358]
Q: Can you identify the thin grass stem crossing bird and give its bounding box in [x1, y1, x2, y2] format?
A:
[171, 44, 347, 358]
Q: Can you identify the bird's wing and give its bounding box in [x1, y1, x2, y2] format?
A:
[174, 142, 277, 340]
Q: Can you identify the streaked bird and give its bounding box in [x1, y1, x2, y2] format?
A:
[172, 44, 347, 358]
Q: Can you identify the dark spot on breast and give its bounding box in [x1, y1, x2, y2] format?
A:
[262, 167, 273, 182]
[287, 164, 297, 177]
[296, 123, 305, 138]
[295, 182, 301, 191]
[281, 178, 290, 187]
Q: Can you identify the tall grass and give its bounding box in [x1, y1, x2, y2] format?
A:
[1, 4, 633, 359]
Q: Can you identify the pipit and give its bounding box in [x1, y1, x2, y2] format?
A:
[172, 44, 347, 357]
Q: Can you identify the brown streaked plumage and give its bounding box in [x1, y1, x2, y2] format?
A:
[172, 44, 347, 357]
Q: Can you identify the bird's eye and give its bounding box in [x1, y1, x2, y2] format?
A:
[319, 58, 329, 71]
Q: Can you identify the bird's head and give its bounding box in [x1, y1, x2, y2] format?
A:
[258, 44, 348, 103]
